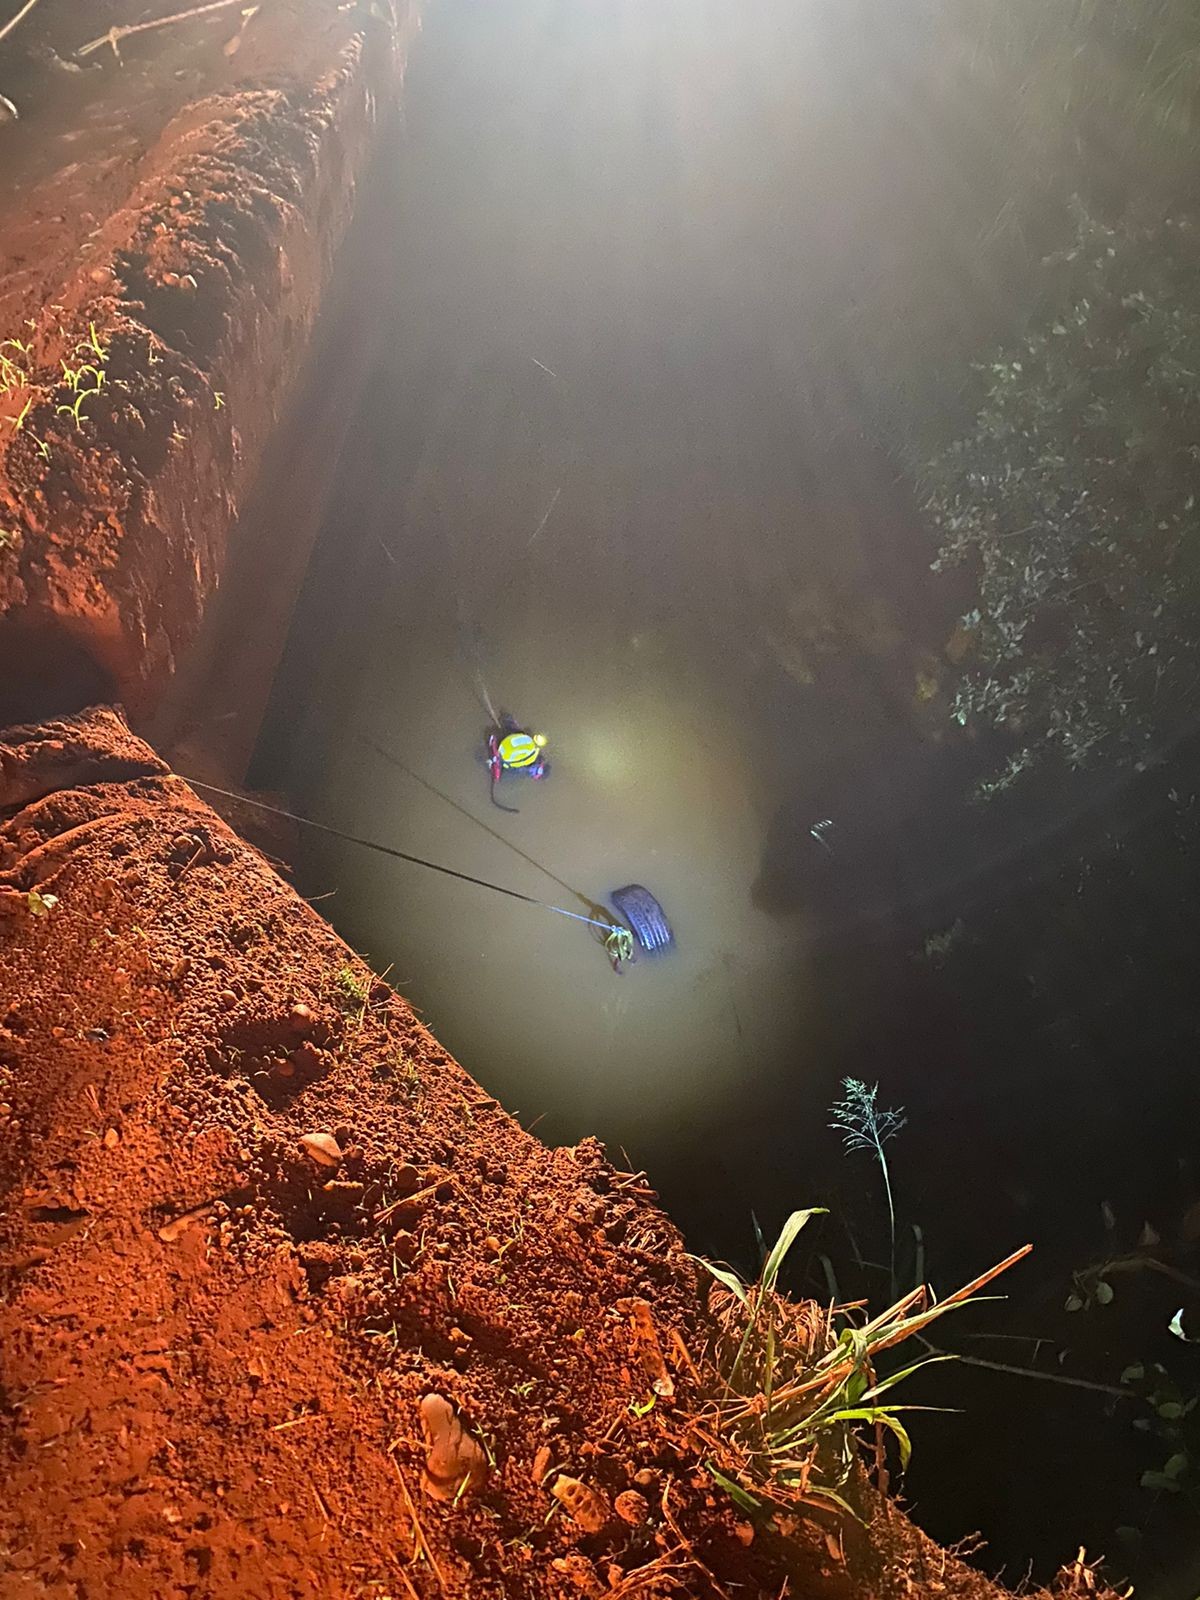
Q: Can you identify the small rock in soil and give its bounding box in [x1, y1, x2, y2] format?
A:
[299, 1131, 342, 1169]
[418, 1392, 489, 1502]
[551, 1474, 610, 1534]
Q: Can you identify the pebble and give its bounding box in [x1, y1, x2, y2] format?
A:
[391, 1162, 419, 1195]
[288, 1003, 315, 1034]
[299, 1131, 342, 1169]
[103, 1127, 120, 1149]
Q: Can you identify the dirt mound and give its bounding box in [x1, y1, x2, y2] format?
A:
[0, 0, 414, 721]
[0, 708, 1118, 1599]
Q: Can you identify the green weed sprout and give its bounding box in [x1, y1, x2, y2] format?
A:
[55, 327, 109, 431]
[3, 322, 110, 441]
[334, 964, 370, 1035]
[1, 339, 32, 431]
[829, 1078, 906, 1290]
[694, 1212, 1030, 1523]
[0, 338, 30, 394]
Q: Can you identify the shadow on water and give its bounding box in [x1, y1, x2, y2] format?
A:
[254, 4, 1200, 1594]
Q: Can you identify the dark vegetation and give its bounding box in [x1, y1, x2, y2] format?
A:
[811, 3, 1200, 1594]
[620, 1, 1200, 1591]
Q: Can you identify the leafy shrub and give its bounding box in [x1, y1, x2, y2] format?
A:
[924, 203, 1200, 785]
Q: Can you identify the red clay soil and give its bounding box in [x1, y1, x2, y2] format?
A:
[0, 0, 417, 722]
[0, 707, 1119, 1600]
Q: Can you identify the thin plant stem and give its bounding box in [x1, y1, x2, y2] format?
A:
[917, 1335, 1131, 1399]
[0, 0, 45, 49]
[829, 1079, 906, 1295]
[77, 0, 245, 58]
[879, 1145, 897, 1294]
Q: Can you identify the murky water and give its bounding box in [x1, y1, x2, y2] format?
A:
[303, 566, 813, 1150]
[262, 0, 945, 1197]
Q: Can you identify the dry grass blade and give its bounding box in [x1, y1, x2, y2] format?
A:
[390, 1455, 446, 1594]
[77, 0, 246, 58]
[0, 0, 44, 50]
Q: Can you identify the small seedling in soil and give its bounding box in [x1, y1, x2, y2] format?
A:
[54, 324, 109, 431]
[56, 390, 94, 428]
[335, 964, 369, 1014]
[26, 888, 58, 916]
[383, 1050, 422, 1098]
[0, 338, 30, 394]
[5, 397, 31, 432]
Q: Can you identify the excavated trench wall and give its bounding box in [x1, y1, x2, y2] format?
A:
[0, 0, 415, 770]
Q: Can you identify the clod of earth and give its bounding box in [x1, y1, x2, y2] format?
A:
[419, 1391, 489, 1501]
[614, 1489, 648, 1525]
[550, 1554, 606, 1597]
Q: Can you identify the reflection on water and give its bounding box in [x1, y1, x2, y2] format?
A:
[258, 0, 942, 1210]
[302, 583, 814, 1151]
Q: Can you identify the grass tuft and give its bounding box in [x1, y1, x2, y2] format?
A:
[691, 1210, 1030, 1523]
